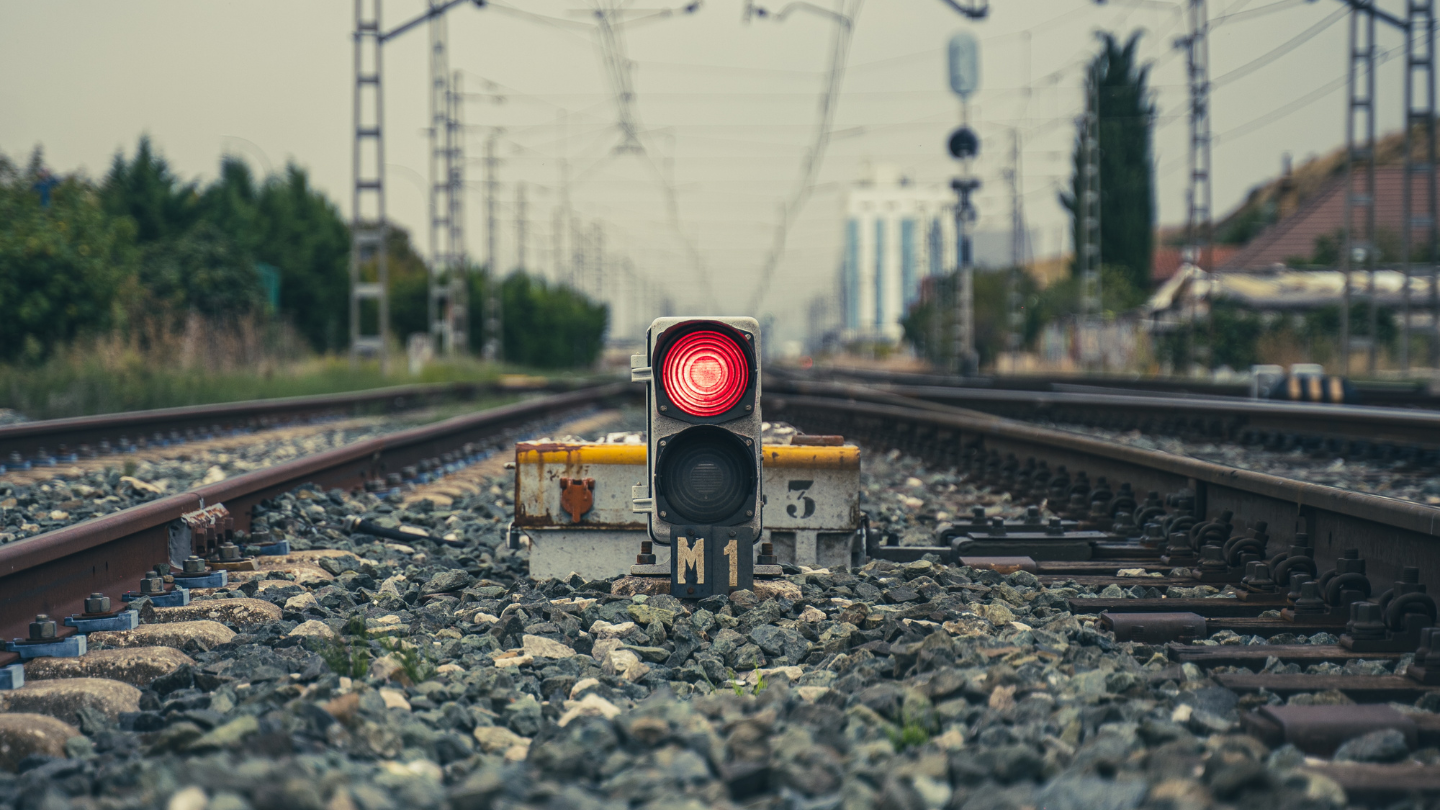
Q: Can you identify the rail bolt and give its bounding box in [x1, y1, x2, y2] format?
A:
[1287, 572, 1314, 602]
[1347, 601, 1388, 640]
[218, 542, 241, 561]
[84, 593, 111, 614]
[183, 556, 206, 575]
[1422, 628, 1440, 668]
[757, 542, 778, 566]
[30, 614, 57, 640]
[1199, 544, 1227, 573]
[1294, 581, 1326, 614]
[140, 574, 166, 596]
[636, 540, 657, 566]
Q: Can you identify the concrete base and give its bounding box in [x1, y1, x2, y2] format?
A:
[529, 530, 669, 581]
[528, 527, 863, 581]
[766, 530, 859, 568]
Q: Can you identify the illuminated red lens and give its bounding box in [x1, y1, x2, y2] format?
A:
[661, 330, 750, 417]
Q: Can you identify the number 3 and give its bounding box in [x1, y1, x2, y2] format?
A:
[786, 480, 815, 518]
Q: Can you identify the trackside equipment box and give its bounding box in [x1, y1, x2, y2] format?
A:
[514, 441, 861, 580]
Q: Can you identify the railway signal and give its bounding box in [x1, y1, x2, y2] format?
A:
[632, 317, 762, 598]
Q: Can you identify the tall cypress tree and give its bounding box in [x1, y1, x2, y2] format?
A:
[1060, 32, 1155, 302]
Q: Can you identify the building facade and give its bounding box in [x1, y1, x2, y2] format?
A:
[841, 166, 954, 342]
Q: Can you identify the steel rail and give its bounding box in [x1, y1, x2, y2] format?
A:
[0, 382, 637, 643]
[764, 386, 1440, 590]
[784, 366, 1434, 407]
[768, 374, 1440, 451]
[0, 377, 608, 464]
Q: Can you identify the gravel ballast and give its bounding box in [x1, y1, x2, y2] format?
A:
[1, 426, 1433, 809]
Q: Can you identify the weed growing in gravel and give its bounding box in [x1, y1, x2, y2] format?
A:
[377, 637, 436, 683]
[345, 614, 369, 640]
[886, 707, 935, 753]
[319, 613, 373, 678]
[886, 720, 931, 753]
[320, 636, 371, 679]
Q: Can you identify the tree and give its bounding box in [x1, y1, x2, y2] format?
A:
[473, 272, 608, 368]
[0, 150, 139, 362]
[100, 136, 199, 244]
[252, 165, 351, 352]
[1060, 32, 1156, 297]
[137, 222, 262, 318]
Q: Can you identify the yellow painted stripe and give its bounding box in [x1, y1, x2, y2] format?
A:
[516, 444, 647, 465]
[515, 442, 859, 469]
[762, 445, 860, 469]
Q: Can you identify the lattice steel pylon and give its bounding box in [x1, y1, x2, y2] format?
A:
[1342, 7, 1378, 376]
[1004, 129, 1026, 363]
[1179, 0, 1212, 374]
[483, 130, 501, 362]
[1078, 71, 1103, 370]
[446, 71, 468, 355]
[352, 0, 389, 371]
[1403, 0, 1439, 370]
[427, 4, 454, 354]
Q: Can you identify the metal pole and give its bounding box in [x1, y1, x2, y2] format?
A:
[1080, 70, 1103, 371]
[1005, 129, 1024, 366]
[1405, 3, 1417, 372]
[1365, 9, 1379, 374]
[483, 132, 501, 362]
[516, 182, 527, 272]
[1342, 9, 1358, 375]
[427, 1, 447, 352]
[447, 71, 467, 355]
[351, 0, 389, 373]
[1428, 5, 1440, 369]
[1180, 0, 1213, 374]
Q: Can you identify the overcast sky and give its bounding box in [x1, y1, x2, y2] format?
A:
[0, 0, 1385, 343]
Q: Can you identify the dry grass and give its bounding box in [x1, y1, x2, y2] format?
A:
[0, 313, 506, 420]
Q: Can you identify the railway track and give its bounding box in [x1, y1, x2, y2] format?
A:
[800, 365, 1437, 408]
[3, 373, 1440, 804]
[773, 370, 1440, 460]
[0, 382, 635, 643]
[0, 377, 592, 471]
[766, 377, 1440, 582]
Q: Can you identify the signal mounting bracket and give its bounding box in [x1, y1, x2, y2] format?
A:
[630, 354, 652, 383]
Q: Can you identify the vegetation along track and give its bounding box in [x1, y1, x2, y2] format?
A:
[0, 382, 634, 644]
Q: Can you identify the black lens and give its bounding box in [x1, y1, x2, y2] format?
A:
[657, 426, 755, 525]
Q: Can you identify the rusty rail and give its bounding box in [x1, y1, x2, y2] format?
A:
[0, 376, 612, 465]
[764, 383, 1440, 590]
[769, 372, 1440, 452]
[0, 382, 637, 642]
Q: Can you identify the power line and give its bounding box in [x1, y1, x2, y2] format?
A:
[746, 0, 865, 314]
[1211, 4, 1346, 88]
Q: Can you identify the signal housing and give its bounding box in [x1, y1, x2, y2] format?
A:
[633, 316, 762, 598]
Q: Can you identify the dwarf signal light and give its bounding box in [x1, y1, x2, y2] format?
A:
[633, 316, 762, 599]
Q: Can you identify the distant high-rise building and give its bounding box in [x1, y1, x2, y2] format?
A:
[841, 165, 954, 342]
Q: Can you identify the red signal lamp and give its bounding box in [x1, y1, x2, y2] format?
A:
[659, 328, 752, 418]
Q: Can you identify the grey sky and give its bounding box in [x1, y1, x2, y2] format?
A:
[0, 1, 1379, 343]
